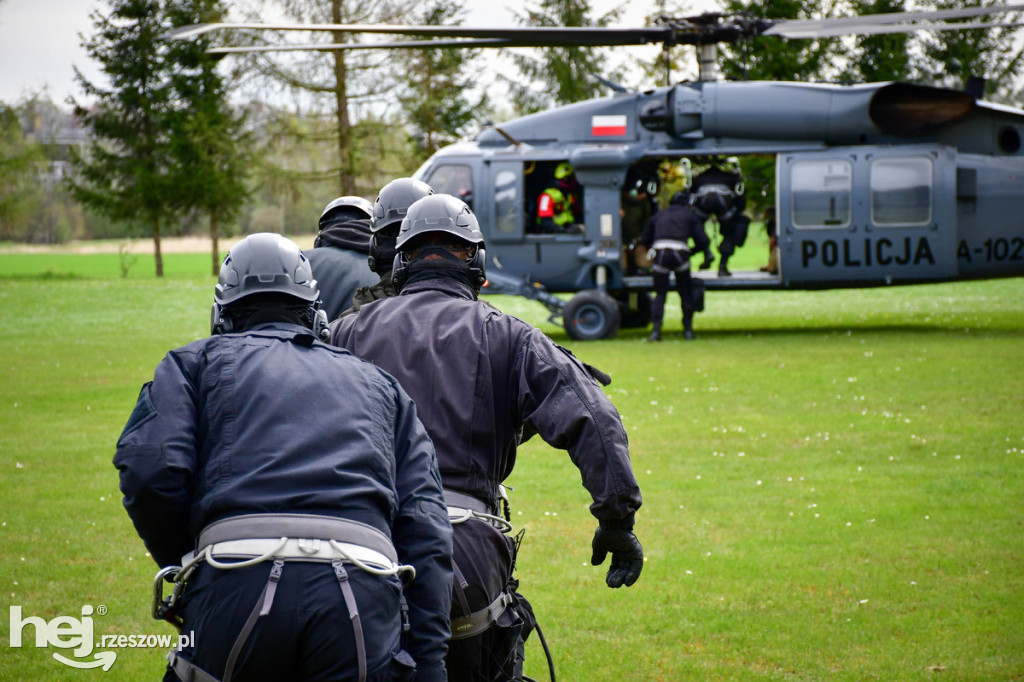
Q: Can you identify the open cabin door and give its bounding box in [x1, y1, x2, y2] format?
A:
[777, 146, 958, 286]
[483, 160, 587, 292]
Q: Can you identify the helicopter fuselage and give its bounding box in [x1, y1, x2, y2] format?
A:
[412, 80, 1024, 337]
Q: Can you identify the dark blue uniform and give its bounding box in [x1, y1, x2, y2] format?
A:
[330, 278, 642, 680]
[640, 202, 709, 324]
[305, 218, 378, 320]
[115, 323, 452, 682]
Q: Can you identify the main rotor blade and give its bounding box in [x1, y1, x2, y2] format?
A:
[765, 3, 1024, 38]
[779, 18, 1024, 39]
[163, 22, 669, 46]
[209, 38, 517, 53]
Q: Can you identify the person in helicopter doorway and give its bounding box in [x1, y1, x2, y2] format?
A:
[690, 156, 751, 276]
[640, 189, 711, 341]
[536, 161, 584, 233]
[330, 194, 645, 682]
[304, 195, 379, 320]
[342, 177, 435, 317]
[114, 233, 453, 682]
[620, 163, 660, 274]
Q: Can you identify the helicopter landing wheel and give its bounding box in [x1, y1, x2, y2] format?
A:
[564, 290, 621, 341]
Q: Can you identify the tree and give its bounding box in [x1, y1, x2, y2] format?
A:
[399, 0, 488, 157]
[844, 0, 912, 83]
[165, 0, 253, 275]
[69, 0, 177, 276]
[636, 0, 700, 87]
[236, 0, 420, 197]
[718, 0, 845, 82]
[915, 0, 1024, 104]
[0, 104, 46, 241]
[507, 0, 623, 113]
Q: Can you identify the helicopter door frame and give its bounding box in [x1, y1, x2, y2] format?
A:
[777, 145, 958, 286]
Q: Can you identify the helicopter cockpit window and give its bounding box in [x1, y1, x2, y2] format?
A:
[870, 157, 933, 227]
[791, 160, 852, 229]
[425, 163, 474, 209]
[494, 169, 518, 235]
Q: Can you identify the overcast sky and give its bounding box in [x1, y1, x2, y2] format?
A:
[0, 0, 725, 105]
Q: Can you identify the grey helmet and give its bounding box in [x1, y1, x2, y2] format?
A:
[392, 194, 486, 291]
[368, 178, 434, 273]
[212, 233, 326, 338]
[319, 195, 373, 231]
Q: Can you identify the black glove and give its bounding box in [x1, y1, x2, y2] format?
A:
[590, 527, 644, 588]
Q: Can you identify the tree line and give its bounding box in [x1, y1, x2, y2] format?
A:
[1, 0, 1020, 276]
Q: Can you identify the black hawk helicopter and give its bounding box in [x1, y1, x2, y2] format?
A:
[168, 5, 1024, 339]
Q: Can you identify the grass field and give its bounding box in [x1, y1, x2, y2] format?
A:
[1, 247, 1022, 680]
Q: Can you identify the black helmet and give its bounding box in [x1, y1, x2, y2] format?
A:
[392, 194, 486, 291]
[368, 178, 434, 273]
[372, 178, 434, 234]
[212, 233, 326, 338]
[319, 195, 373, 231]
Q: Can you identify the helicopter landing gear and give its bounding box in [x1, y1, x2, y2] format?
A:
[564, 290, 621, 341]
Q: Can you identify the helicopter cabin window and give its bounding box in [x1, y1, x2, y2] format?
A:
[494, 169, 519, 236]
[424, 163, 474, 209]
[791, 160, 852, 229]
[870, 157, 933, 227]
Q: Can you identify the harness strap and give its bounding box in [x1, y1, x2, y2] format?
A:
[450, 560, 473, 617]
[168, 651, 221, 682]
[443, 489, 496, 515]
[651, 239, 690, 252]
[195, 514, 398, 564]
[449, 591, 514, 641]
[221, 558, 284, 682]
[332, 559, 367, 682]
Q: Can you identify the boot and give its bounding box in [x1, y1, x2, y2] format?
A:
[683, 312, 695, 340]
[699, 250, 715, 270]
[718, 255, 731, 277]
[648, 323, 662, 342]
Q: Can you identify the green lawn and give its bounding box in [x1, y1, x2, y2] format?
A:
[0, 251, 1021, 680]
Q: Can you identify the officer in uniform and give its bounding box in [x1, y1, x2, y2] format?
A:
[305, 195, 379, 319]
[331, 195, 644, 682]
[640, 190, 710, 341]
[536, 162, 583, 233]
[344, 178, 434, 317]
[690, 157, 750, 276]
[115, 233, 453, 682]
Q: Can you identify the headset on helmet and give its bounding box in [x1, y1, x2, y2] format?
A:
[391, 194, 486, 291]
[319, 196, 373, 231]
[211, 233, 328, 340]
[368, 178, 434, 273]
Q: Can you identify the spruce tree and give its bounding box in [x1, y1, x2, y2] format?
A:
[69, 0, 177, 276]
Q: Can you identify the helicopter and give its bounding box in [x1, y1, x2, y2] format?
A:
[167, 5, 1024, 340]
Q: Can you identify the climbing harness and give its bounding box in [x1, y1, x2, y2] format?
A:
[153, 513, 414, 682]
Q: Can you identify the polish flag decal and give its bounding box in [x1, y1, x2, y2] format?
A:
[591, 114, 628, 137]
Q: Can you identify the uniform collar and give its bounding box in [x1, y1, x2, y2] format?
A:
[246, 322, 318, 342]
[399, 277, 477, 301]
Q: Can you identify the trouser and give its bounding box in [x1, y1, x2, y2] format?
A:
[165, 562, 414, 682]
[446, 518, 535, 682]
[717, 214, 751, 262]
[651, 267, 695, 331]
